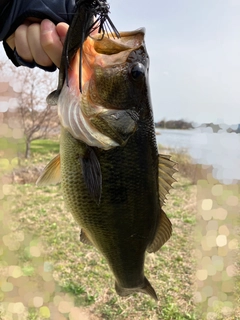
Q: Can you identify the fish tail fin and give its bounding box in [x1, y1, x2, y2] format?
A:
[140, 277, 158, 301]
[115, 277, 158, 301]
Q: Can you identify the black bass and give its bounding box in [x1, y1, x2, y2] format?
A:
[37, 2, 176, 301]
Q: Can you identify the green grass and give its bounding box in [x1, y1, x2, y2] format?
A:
[30, 139, 59, 155]
[0, 137, 24, 152]
[60, 281, 86, 296]
[0, 137, 59, 161]
[0, 137, 59, 153]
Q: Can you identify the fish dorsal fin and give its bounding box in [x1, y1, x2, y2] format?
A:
[79, 147, 102, 204]
[80, 229, 93, 246]
[36, 154, 61, 186]
[158, 154, 177, 206]
[147, 209, 172, 253]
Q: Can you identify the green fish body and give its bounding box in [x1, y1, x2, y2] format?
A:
[37, 28, 176, 300]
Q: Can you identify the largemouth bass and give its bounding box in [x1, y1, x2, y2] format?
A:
[37, 1, 176, 300]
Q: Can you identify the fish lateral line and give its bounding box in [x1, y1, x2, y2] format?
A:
[130, 233, 147, 239]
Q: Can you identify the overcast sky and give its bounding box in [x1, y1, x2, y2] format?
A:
[110, 0, 240, 125]
[1, 0, 240, 125]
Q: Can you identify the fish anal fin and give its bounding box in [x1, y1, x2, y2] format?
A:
[80, 147, 102, 204]
[80, 229, 93, 246]
[36, 154, 61, 186]
[158, 154, 177, 206]
[147, 209, 172, 253]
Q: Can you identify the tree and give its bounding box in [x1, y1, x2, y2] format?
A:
[16, 69, 59, 158]
[0, 60, 59, 158]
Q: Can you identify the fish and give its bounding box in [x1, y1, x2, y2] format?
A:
[37, 1, 176, 300]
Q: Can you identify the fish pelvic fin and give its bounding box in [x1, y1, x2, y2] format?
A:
[46, 89, 61, 106]
[147, 209, 172, 253]
[79, 147, 102, 204]
[115, 277, 158, 301]
[36, 154, 61, 186]
[158, 154, 177, 207]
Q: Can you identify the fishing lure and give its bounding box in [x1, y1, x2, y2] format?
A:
[64, 0, 120, 92]
[80, 0, 120, 38]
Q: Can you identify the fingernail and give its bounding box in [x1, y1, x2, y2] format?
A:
[41, 19, 55, 34]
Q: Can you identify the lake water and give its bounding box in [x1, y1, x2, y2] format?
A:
[156, 128, 240, 184]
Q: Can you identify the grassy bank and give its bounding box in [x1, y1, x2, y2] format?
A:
[0, 139, 238, 319]
[2, 174, 197, 320]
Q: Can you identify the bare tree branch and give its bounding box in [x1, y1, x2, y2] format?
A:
[0, 61, 59, 158]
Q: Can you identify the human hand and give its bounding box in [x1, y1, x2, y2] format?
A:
[6, 19, 69, 69]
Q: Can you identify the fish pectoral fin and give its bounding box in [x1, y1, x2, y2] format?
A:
[80, 229, 93, 246]
[90, 110, 138, 146]
[46, 89, 60, 106]
[147, 209, 172, 253]
[36, 154, 61, 186]
[79, 147, 102, 204]
[158, 154, 177, 206]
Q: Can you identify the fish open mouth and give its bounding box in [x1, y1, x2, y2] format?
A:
[75, 28, 146, 91]
[58, 29, 146, 150]
[91, 29, 145, 55]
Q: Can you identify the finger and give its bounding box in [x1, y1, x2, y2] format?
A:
[15, 23, 33, 62]
[5, 18, 41, 53]
[56, 22, 69, 45]
[40, 19, 66, 68]
[27, 23, 52, 67]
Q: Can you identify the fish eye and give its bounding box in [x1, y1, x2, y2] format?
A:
[130, 63, 146, 80]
